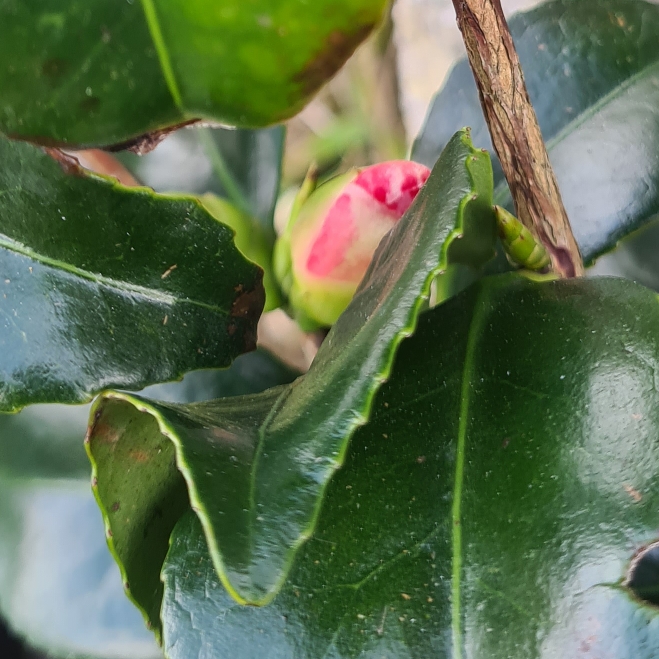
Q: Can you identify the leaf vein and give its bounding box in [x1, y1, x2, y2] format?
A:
[0, 234, 228, 315]
[451, 282, 488, 659]
[139, 0, 184, 110]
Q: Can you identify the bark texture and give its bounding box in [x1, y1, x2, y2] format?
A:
[452, 0, 583, 277]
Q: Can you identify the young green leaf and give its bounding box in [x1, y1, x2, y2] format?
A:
[86, 129, 498, 625]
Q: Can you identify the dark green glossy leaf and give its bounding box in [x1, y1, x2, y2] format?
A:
[86, 130, 497, 619]
[161, 274, 659, 659]
[412, 0, 659, 263]
[116, 124, 286, 310]
[87, 349, 299, 638]
[0, 134, 263, 412]
[0, 0, 385, 148]
[0, 350, 296, 482]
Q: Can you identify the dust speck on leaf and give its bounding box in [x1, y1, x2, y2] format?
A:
[161, 264, 177, 279]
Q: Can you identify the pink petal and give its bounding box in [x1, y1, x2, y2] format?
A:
[354, 161, 430, 216]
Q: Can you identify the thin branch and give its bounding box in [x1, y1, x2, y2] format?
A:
[451, 0, 584, 277]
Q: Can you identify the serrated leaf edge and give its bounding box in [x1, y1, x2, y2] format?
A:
[87, 130, 495, 614]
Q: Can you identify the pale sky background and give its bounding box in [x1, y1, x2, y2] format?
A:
[393, 0, 554, 139]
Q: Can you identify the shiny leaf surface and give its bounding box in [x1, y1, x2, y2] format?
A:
[117, 124, 286, 310]
[0, 0, 386, 147]
[162, 274, 659, 659]
[86, 130, 498, 618]
[412, 0, 659, 263]
[0, 135, 263, 412]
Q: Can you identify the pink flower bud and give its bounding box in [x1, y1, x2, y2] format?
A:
[274, 160, 430, 329]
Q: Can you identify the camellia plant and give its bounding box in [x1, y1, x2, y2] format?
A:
[3, 0, 659, 658]
[274, 160, 431, 329]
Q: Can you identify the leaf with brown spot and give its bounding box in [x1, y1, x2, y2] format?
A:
[0, 132, 262, 411]
[294, 24, 375, 96]
[0, 0, 387, 147]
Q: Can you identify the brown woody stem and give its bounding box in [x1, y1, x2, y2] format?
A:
[451, 0, 584, 277]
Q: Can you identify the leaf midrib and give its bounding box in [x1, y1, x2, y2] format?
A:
[451, 282, 490, 659]
[139, 0, 184, 111]
[0, 233, 229, 315]
[493, 59, 659, 205]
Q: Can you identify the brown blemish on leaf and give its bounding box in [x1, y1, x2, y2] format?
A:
[90, 421, 120, 445]
[111, 501, 121, 512]
[42, 58, 69, 82]
[230, 281, 265, 351]
[104, 119, 200, 155]
[84, 410, 102, 444]
[231, 285, 264, 319]
[294, 24, 375, 96]
[128, 449, 151, 463]
[79, 95, 101, 113]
